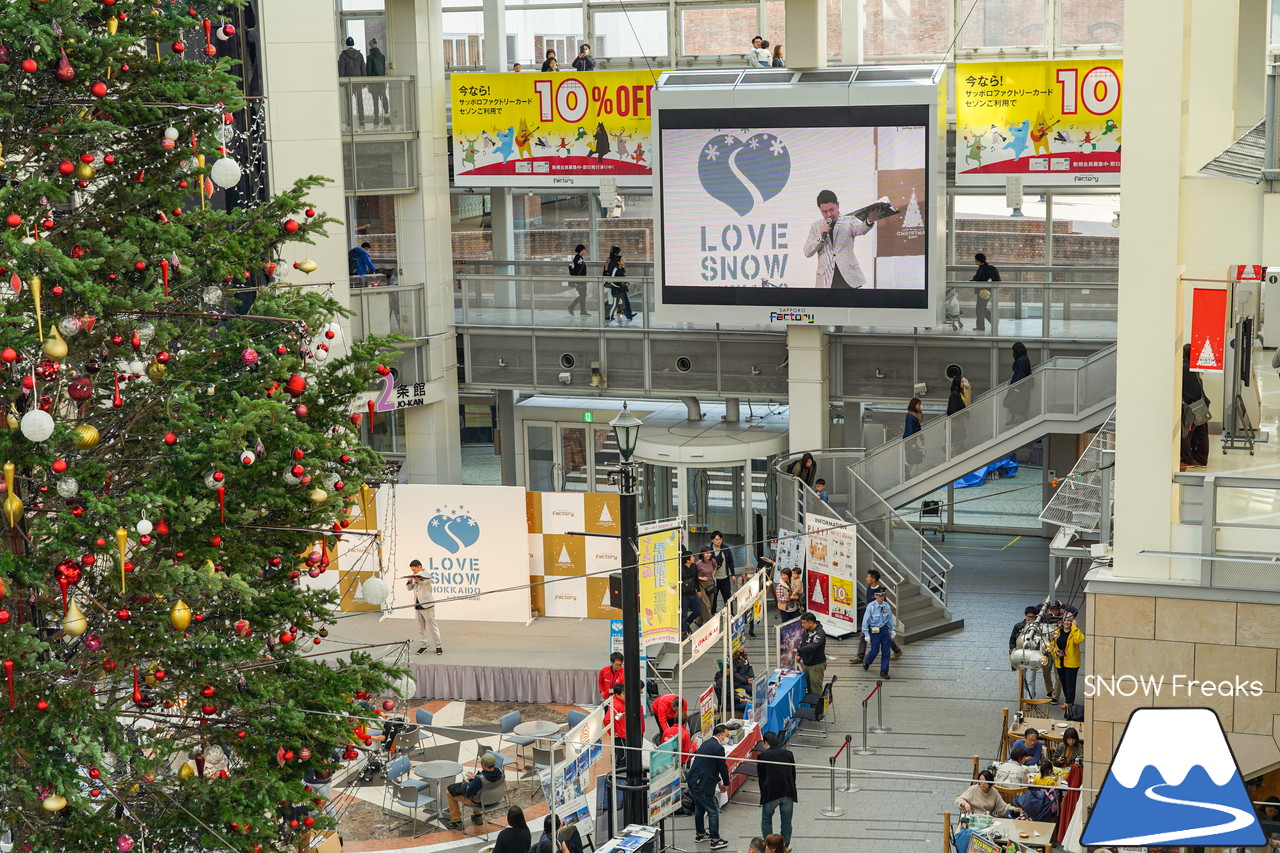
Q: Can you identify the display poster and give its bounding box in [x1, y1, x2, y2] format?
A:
[381, 484, 530, 622]
[638, 525, 680, 646]
[731, 614, 747, 654]
[301, 487, 382, 612]
[778, 620, 805, 671]
[688, 611, 722, 665]
[699, 685, 717, 735]
[648, 770, 683, 823]
[751, 672, 770, 728]
[773, 529, 803, 573]
[528, 491, 622, 619]
[955, 60, 1122, 185]
[649, 735, 678, 777]
[1190, 287, 1229, 374]
[451, 69, 662, 186]
[610, 619, 624, 655]
[805, 516, 857, 623]
[661, 106, 929, 309]
[540, 704, 607, 807]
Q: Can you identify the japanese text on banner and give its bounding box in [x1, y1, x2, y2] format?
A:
[955, 60, 1122, 185]
[638, 526, 680, 646]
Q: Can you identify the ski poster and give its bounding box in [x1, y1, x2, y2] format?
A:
[451, 69, 662, 187]
[955, 59, 1122, 185]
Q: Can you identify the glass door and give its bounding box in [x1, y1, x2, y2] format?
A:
[687, 464, 747, 542]
[526, 422, 556, 492]
[560, 425, 589, 491]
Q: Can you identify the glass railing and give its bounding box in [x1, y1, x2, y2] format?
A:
[338, 76, 417, 135]
[942, 264, 1117, 339]
[852, 344, 1118, 499]
[1173, 474, 1280, 590]
[350, 281, 425, 339]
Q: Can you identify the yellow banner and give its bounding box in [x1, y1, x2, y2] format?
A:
[451, 69, 662, 187]
[638, 526, 679, 646]
[956, 60, 1122, 185]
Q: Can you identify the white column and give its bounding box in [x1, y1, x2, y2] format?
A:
[1236, 0, 1268, 137]
[787, 325, 829, 453]
[483, 0, 517, 303]
[385, 0, 462, 484]
[785, 0, 827, 69]
[1109, 0, 1190, 581]
[842, 0, 865, 65]
[258, 0, 350, 316]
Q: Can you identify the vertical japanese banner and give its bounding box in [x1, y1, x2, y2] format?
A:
[956, 60, 1123, 185]
[638, 525, 680, 646]
[699, 685, 716, 734]
[1191, 288, 1229, 373]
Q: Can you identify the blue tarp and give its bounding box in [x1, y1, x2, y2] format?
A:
[954, 455, 1018, 488]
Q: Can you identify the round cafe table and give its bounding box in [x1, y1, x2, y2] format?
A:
[414, 759, 463, 821]
[513, 720, 561, 743]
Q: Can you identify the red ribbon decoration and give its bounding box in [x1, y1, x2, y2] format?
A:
[2, 659, 12, 710]
[131, 665, 143, 704]
[367, 399, 375, 433]
[160, 258, 170, 296]
[217, 485, 225, 524]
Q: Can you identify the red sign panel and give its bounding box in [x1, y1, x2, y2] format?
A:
[1190, 287, 1229, 373]
[1235, 264, 1266, 281]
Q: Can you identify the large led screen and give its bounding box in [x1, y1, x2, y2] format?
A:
[659, 105, 930, 309]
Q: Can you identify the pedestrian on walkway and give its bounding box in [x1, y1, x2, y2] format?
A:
[860, 588, 896, 678]
[757, 732, 797, 847]
[971, 252, 1001, 332]
[850, 569, 902, 665]
[567, 243, 589, 316]
[796, 612, 827, 693]
[689, 724, 731, 849]
[406, 559, 443, 655]
[710, 530, 735, 612]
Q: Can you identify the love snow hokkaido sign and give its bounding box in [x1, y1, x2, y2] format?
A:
[379, 485, 531, 623]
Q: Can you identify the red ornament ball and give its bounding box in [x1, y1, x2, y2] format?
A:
[90, 81, 107, 97]
[51, 460, 67, 474]
[36, 700, 49, 711]
[283, 219, 300, 234]
[0, 349, 15, 363]
[4, 214, 20, 228]
[163, 432, 177, 445]
[103, 154, 116, 165]
[21, 59, 36, 73]
[134, 260, 147, 271]
[58, 160, 75, 175]
[70, 506, 84, 518]
[279, 632, 294, 645]
[171, 41, 185, 53]
[304, 208, 316, 218]
[116, 608, 130, 620]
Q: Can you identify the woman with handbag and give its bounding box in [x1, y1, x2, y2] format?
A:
[695, 546, 717, 619]
[1180, 342, 1210, 469]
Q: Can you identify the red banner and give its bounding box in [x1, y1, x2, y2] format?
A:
[1235, 264, 1266, 282]
[1190, 287, 1228, 373]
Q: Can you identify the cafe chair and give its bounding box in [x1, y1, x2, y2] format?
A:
[942, 811, 955, 853]
[463, 778, 510, 827]
[993, 784, 1027, 805]
[413, 708, 438, 756]
[392, 781, 436, 835]
[499, 711, 538, 769]
[383, 754, 430, 811]
[1018, 697, 1052, 719]
[567, 709, 589, 729]
[998, 708, 1010, 759]
[729, 757, 760, 805]
[474, 745, 516, 774]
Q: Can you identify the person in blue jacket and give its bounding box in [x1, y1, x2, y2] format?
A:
[860, 588, 896, 678]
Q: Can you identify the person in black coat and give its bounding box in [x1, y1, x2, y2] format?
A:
[1006, 341, 1033, 424]
[796, 612, 827, 693]
[540, 48, 557, 72]
[756, 732, 797, 847]
[971, 252, 1001, 331]
[493, 807, 531, 853]
[687, 726, 731, 847]
[1181, 342, 1210, 468]
[567, 243, 589, 317]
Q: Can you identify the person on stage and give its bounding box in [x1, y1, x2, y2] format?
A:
[802, 189, 883, 289]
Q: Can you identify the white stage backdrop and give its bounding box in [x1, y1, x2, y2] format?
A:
[382, 484, 530, 623]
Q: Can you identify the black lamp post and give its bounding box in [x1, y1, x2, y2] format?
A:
[609, 404, 646, 828]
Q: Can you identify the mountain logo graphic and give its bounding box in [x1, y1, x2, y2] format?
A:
[698, 132, 791, 216]
[426, 505, 480, 554]
[1081, 707, 1265, 847]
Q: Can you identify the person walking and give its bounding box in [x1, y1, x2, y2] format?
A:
[904, 396, 924, 474]
[681, 551, 704, 637]
[850, 570, 901, 664]
[971, 252, 1001, 332]
[695, 546, 720, 612]
[606, 252, 635, 325]
[572, 44, 596, 71]
[567, 243, 589, 317]
[709, 531, 735, 614]
[1006, 341, 1033, 425]
[1181, 342, 1210, 469]
[688, 725, 731, 849]
[366, 38, 389, 125]
[860, 588, 896, 678]
[796, 612, 827, 694]
[337, 37, 367, 128]
[757, 731, 797, 848]
[1053, 614, 1085, 711]
[406, 559, 443, 655]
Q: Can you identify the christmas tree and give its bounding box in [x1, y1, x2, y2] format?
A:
[0, 3, 400, 850]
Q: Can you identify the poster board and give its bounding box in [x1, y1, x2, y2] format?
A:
[699, 685, 717, 734]
[451, 69, 662, 187]
[648, 770, 682, 823]
[778, 620, 805, 671]
[805, 516, 857, 625]
[380, 484, 531, 622]
[528, 491, 622, 619]
[955, 60, 1122, 185]
[637, 524, 680, 646]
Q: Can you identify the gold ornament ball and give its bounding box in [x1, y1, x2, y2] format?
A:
[147, 360, 167, 380]
[74, 162, 96, 181]
[62, 599, 88, 637]
[71, 424, 100, 450]
[41, 794, 67, 812]
[307, 487, 328, 505]
[297, 258, 318, 275]
[178, 762, 196, 780]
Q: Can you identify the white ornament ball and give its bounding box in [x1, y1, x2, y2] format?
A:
[58, 316, 82, 337]
[56, 478, 79, 499]
[361, 576, 390, 605]
[128, 360, 145, 375]
[393, 673, 417, 700]
[209, 157, 242, 189]
[135, 321, 155, 343]
[20, 409, 55, 442]
[136, 519, 153, 536]
[240, 450, 256, 466]
[313, 348, 328, 363]
[204, 471, 224, 490]
[282, 470, 300, 486]
[164, 126, 180, 141]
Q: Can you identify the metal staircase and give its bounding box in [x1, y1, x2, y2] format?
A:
[850, 344, 1118, 509]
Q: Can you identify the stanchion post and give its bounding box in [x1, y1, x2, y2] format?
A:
[870, 679, 892, 733]
[837, 734, 859, 793]
[819, 756, 845, 817]
[853, 699, 876, 756]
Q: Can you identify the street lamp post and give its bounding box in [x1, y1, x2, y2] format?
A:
[609, 404, 647, 829]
